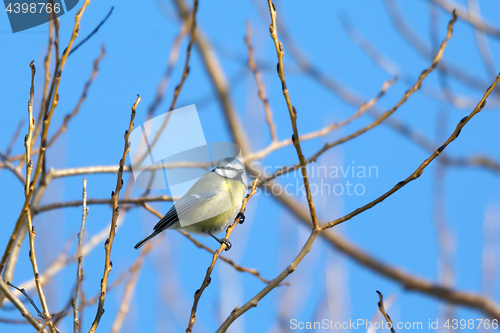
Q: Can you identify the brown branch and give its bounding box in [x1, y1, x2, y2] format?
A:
[171, 0, 252, 156]
[135, 0, 199, 167]
[340, 13, 488, 109]
[466, 0, 497, 77]
[109, 239, 154, 333]
[218, 17, 500, 332]
[23, 61, 57, 333]
[31, 16, 55, 151]
[5, 120, 25, 158]
[376, 291, 396, 333]
[247, 77, 396, 163]
[267, 0, 319, 229]
[245, 21, 277, 142]
[0, 0, 92, 276]
[258, 11, 458, 186]
[430, 0, 500, 38]
[10, 47, 106, 162]
[0, 150, 25, 183]
[170, 0, 500, 324]
[217, 229, 319, 332]
[49, 47, 105, 147]
[384, 0, 493, 92]
[186, 179, 259, 333]
[34, 195, 174, 215]
[322, 72, 500, 230]
[88, 95, 140, 333]
[145, 21, 189, 120]
[142, 203, 276, 285]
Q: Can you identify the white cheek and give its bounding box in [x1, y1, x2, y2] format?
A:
[216, 169, 237, 179]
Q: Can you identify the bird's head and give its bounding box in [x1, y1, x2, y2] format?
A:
[214, 157, 245, 182]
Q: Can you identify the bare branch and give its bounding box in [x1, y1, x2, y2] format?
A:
[73, 178, 88, 333]
[186, 179, 259, 333]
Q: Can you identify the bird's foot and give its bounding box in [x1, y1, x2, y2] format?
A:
[220, 238, 232, 251]
[237, 212, 245, 224]
[210, 233, 232, 251]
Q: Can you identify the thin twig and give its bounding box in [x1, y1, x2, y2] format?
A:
[69, 7, 114, 56]
[73, 178, 88, 333]
[430, 0, 500, 38]
[50, 47, 105, 146]
[34, 195, 174, 214]
[245, 21, 277, 142]
[267, 0, 319, 229]
[322, 72, 500, 230]
[247, 77, 396, 163]
[186, 179, 259, 333]
[87, 95, 140, 332]
[376, 291, 396, 333]
[171, 0, 500, 322]
[110, 240, 154, 333]
[0, 0, 92, 276]
[23, 61, 57, 333]
[466, 0, 497, 77]
[0, 280, 47, 332]
[258, 11, 458, 186]
[141, 203, 276, 285]
[134, 0, 199, 167]
[383, 0, 492, 92]
[7, 281, 45, 321]
[145, 21, 189, 120]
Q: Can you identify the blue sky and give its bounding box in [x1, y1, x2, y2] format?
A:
[1, 0, 500, 332]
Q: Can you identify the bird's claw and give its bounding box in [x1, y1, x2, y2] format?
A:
[237, 212, 245, 224]
[221, 238, 232, 251]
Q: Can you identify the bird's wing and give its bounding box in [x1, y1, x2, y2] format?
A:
[153, 191, 219, 231]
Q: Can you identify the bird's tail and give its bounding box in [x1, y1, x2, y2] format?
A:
[134, 230, 160, 249]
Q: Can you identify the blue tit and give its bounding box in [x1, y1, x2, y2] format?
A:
[134, 157, 247, 250]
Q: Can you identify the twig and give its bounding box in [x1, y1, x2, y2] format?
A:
[141, 203, 276, 285]
[186, 179, 259, 333]
[466, 0, 497, 77]
[7, 281, 45, 321]
[34, 195, 174, 214]
[31, 16, 55, 152]
[383, 0, 491, 92]
[218, 23, 500, 333]
[4, 120, 25, 158]
[430, 0, 500, 38]
[258, 11, 458, 186]
[339, 14, 483, 109]
[0, 280, 47, 332]
[171, 0, 500, 322]
[73, 178, 88, 333]
[217, 228, 320, 332]
[0, 0, 92, 276]
[267, 0, 319, 229]
[247, 77, 396, 163]
[50, 47, 105, 147]
[0, 150, 25, 183]
[245, 21, 277, 142]
[110, 240, 154, 333]
[171, 0, 252, 155]
[23, 61, 56, 333]
[69, 7, 114, 56]
[88, 95, 140, 333]
[322, 72, 500, 230]
[376, 291, 396, 333]
[134, 0, 199, 167]
[145, 21, 189, 120]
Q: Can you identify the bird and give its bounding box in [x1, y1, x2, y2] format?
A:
[134, 157, 247, 250]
